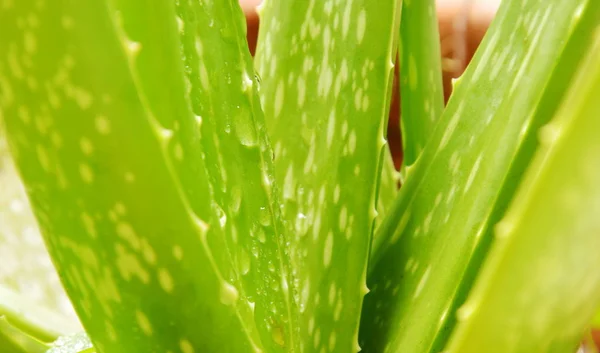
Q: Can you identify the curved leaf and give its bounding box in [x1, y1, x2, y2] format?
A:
[1, 0, 294, 351]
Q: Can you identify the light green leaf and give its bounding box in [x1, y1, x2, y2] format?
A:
[173, 0, 299, 350]
[399, 0, 444, 167]
[255, 0, 401, 351]
[1, 0, 294, 352]
[362, 0, 599, 352]
[445, 28, 600, 352]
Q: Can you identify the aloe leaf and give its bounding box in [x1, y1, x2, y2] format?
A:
[399, 0, 444, 168]
[254, 0, 401, 351]
[444, 31, 600, 352]
[362, 0, 599, 352]
[173, 0, 299, 350]
[1, 0, 292, 352]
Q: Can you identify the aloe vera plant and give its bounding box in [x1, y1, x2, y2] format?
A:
[1, 0, 600, 353]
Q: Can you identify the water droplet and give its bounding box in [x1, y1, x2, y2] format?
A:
[230, 186, 242, 213]
[240, 250, 251, 275]
[235, 110, 259, 147]
[295, 212, 308, 235]
[220, 281, 239, 305]
[256, 227, 267, 243]
[259, 206, 272, 226]
[224, 124, 231, 134]
[213, 203, 227, 228]
[272, 325, 285, 347]
[457, 303, 475, 321]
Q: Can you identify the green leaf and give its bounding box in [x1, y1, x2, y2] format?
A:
[173, 0, 299, 350]
[398, 0, 444, 167]
[362, 0, 599, 352]
[444, 29, 600, 353]
[1, 0, 294, 352]
[254, 0, 401, 351]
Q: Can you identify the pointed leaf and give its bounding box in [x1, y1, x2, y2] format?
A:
[255, 0, 401, 351]
[362, 0, 600, 352]
[445, 30, 600, 352]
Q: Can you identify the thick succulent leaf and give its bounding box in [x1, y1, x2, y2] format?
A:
[254, 0, 401, 351]
[399, 0, 444, 167]
[444, 31, 600, 352]
[1, 0, 292, 352]
[172, 1, 300, 351]
[362, 0, 599, 352]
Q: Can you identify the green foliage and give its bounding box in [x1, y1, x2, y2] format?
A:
[0, 0, 294, 351]
[0, 0, 599, 353]
[362, 0, 600, 352]
[255, 0, 400, 350]
[445, 30, 600, 352]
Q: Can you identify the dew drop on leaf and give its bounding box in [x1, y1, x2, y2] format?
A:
[258, 206, 272, 226]
[240, 249, 251, 275]
[219, 281, 239, 306]
[257, 227, 267, 244]
[272, 325, 285, 347]
[234, 110, 259, 147]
